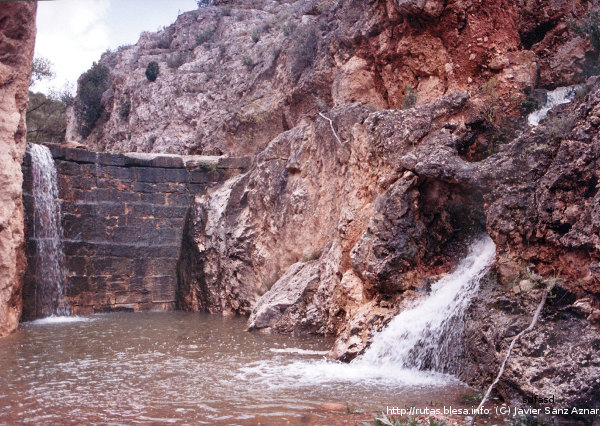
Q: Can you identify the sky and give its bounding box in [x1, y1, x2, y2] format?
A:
[33, 0, 199, 95]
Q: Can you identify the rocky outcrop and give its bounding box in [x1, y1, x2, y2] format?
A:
[0, 3, 36, 337]
[182, 73, 600, 411]
[68, 0, 598, 157]
[64, 0, 600, 414]
[178, 95, 472, 324]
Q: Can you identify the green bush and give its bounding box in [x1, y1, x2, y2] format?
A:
[156, 35, 171, 49]
[74, 62, 110, 138]
[281, 21, 297, 36]
[145, 61, 159, 82]
[519, 96, 541, 116]
[26, 91, 68, 142]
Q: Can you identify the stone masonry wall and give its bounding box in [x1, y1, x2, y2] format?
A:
[22, 144, 248, 319]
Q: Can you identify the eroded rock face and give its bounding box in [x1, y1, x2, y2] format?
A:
[181, 77, 600, 411]
[179, 94, 473, 325]
[464, 275, 600, 415]
[0, 3, 36, 337]
[69, 0, 597, 156]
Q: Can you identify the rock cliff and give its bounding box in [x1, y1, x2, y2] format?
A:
[68, 0, 600, 414]
[0, 3, 36, 337]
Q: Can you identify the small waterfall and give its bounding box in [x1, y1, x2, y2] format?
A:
[240, 236, 497, 386]
[528, 86, 577, 126]
[29, 144, 69, 317]
[355, 235, 496, 374]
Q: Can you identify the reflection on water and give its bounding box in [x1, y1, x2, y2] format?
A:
[0, 312, 473, 424]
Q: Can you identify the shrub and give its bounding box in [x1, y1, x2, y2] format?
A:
[221, 6, 231, 16]
[166, 52, 186, 69]
[197, 0, 213, 7]
[570, 12, 600, 50]
[241, 55, 256, 69]
[196, 27, 216, 46]
[281, 21, 297, 36]
[26, 91, 68, 142]
[145, 61, 159, 81]
[290, 25, 319, 80]
[519, 96, 541, 116]
[401, 82, 417, 109]
[251, 30, 260, 43]
[74, 62, 110, 137]
[218, 43, 227, 58]
[156, 35, 171, 49]
[118, 97, 130, 119]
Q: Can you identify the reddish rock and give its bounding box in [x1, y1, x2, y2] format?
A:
[0, 2, 36, 337]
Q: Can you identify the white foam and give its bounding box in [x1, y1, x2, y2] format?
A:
[269, 348, 329, 356]
[528, 86, 577, 126]
[29, 316, 93, 325]
[356, 235, 496, 373]
[239, 236, 496, 388]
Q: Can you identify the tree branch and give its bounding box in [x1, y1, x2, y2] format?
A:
[471, 284, 553, 426]
[318, 112, 342, 145]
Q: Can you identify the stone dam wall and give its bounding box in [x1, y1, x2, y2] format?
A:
[21, 144, 249, 319]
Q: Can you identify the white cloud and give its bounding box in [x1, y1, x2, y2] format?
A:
[33, 0, 111, 94]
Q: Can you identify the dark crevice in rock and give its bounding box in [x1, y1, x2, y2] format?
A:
[520, 20, 557, 50]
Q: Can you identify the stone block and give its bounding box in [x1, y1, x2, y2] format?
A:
[165, 192, 192, 206]
[97, 152, 127, 167]
[151, 258, 177, 276]
[188, 170, 211, 184]
[91, 242, 134, 258]
[126, 202, 154, 217]
[132, 182, 158, 193]
[55, 160, 82, 176]
[108, 280, 129, 292]
[94, 188, 139, 203]
[96, 202, 125, 217]
[163, 168, 189, 183]
[65, 148, 97, 164]
[149, 156, 185, 168]
[187, 183, 210, 197]
[140, 192, 166, 204]
[134, 167, 166, 183]
[153, 205, 188, 218]
[66, 276, 91, 296]
[150, 275, 177, 302]
[99, 166, 134, 180]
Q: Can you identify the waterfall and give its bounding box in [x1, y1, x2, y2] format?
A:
[528, 86, 577, 126]
[240, 235, 497, 386]
[355, 235, 496, 374]
[29, 144, 69, 317]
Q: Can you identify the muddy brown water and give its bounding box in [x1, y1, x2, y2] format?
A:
[0, 312, 478, 424]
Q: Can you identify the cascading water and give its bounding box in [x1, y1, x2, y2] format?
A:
[528, 86, 577, 126]
[239, 235, 496, 386]
[29, 144, 69, 318]
[356, 235, 496, 374]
